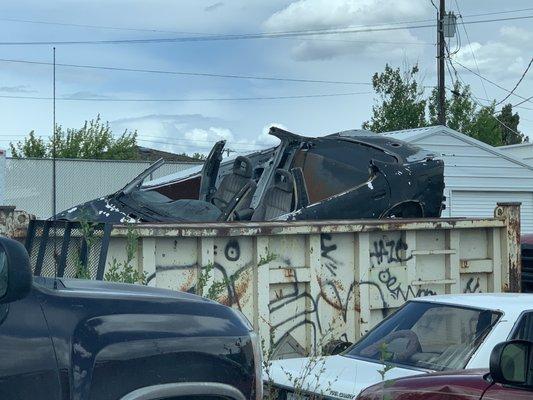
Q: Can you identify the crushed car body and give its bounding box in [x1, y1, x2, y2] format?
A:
[56, 126, 445, 223]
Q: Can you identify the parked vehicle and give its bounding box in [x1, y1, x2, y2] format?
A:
[0, 236, 261, 400]
[356, 339, 533, 399]
[521, 234, 533, 292]
[266, 293, 533, 400]
[56, 127, 445, 223]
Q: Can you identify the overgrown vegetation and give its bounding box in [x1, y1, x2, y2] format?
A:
[11, 115, 139, 159]
[73, 217, 97, 279]
[263, 322, 338, 400]
[364, 63, 526, 146]
[377, 343, 396, 400]
[104, 224, 147, 284]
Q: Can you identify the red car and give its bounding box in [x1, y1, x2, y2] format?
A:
[357, 340, 533, 400]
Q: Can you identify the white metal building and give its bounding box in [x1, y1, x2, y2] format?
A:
[498, 142, 533, 167]
[383, 126, 533, 233]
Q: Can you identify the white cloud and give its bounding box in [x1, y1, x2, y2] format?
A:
[0, 85, 36, 93]
[453, 26, 533, 78]
[263, 0, 431, 61]
[184, 126, 233, 143]
[256, 123, 284, 146]
[110, 113, 279, 156]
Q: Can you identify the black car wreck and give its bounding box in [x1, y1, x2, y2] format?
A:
[57, 127, 445, 223]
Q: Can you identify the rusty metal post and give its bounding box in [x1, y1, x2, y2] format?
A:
[494, 202, 521, 292]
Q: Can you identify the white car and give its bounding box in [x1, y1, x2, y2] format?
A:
[266, 293, 533, 400]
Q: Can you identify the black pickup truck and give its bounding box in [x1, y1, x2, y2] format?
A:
[0, 236, 261, 400]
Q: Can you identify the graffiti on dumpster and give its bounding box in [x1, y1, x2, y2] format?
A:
[150, 232, 484, 356]
[370, 237, 413, 266]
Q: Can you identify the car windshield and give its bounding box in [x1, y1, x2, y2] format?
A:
[345, 301, 501, 371]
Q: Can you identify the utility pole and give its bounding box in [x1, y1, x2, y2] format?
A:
[437, 0, 446, 126]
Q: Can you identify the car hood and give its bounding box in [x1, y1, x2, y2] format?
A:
[34, 276, 210, 303]
[55, 195, 137, 223]
[267, 355, 426, 399]
[357, 369, 490, 400]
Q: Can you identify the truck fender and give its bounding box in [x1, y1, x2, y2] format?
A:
[120, 382, 246, 400]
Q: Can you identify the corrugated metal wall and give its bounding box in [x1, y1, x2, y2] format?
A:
[405, 129, 533, 232]
[5, 158, 201, 218]
[104, 205, 519, 358]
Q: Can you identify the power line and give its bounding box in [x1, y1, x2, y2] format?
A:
[451, 58, 533, 105]
[444, 75, 527, 138]
[0, 91, 371, 102]
[2, 6, 532, 35]
[454, 0, 490, 105]
[513, 94, 533, 108]
[0, 58, 372, 85]
[0, 17, 435, 46]
[0, 15, 532, 46]
[136, 138, 260, 152]
[495, 57, 533, 106]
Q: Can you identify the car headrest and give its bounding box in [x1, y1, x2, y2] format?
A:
[273, 169, 294, 193]
[233, 156, 252, 178]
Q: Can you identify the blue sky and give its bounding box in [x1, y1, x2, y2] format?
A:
[0, 0, 532, 155]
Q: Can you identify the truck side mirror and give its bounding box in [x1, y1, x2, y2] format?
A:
[0, 237, 32, 304]
[490, 340, 533, 388]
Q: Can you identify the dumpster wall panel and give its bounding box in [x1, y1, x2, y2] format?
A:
[104, 206, 519, 358]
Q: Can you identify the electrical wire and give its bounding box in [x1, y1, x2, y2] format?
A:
[512, 95, 533, 108]
[0, 91, 371, 102]
[0, 15, 532, 46]
[454, 0, 489, 104]
[495, 57, 533, 106]
[2, 6, 532, 36]
[451, 58, 533, 105]
[0, 58, 372, 85]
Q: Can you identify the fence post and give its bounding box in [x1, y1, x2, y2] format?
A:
[494, 202, 521, 292]
[0, 149, 5, 206]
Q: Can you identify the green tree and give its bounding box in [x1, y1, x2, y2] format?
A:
[469, 103, 502, 146]
[428, 81, 477, 133]
[498, 104, 526, 145]
[10, 115, 138, 159]
[10, 130, 47, 158]
[180, 152, 207, 161]
[362, 64, 427, 133]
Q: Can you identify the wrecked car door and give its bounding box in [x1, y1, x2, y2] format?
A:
[198, 140, 225, 202]
[284, 138, 395, 220]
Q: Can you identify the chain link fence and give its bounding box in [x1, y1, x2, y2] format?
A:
[5, 157, 201, 218]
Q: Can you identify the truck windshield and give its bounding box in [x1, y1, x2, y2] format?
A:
[345, 301, 501, 371]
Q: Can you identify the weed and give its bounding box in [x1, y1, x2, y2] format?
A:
[104, 223, 147, 285]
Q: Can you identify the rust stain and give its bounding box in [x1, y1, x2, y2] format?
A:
[179, 269, 195, 293]
[316, 276, 345, 319]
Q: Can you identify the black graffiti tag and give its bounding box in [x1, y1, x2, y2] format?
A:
[464, 277, 481, 293]
[224, 239, 241, 262]
[370, 238, 413, 266]
[321, 233, 339, 276]
[378, 268, 436, 301]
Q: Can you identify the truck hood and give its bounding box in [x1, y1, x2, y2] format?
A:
[267, 355, 427, 399]
[34, 276, 210, 303]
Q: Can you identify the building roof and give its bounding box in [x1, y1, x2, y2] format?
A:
[382, 125, 533, 170]
[411, 293, 533, 314]
[498, 142, 533, 150]
[136, 146, 201, 163]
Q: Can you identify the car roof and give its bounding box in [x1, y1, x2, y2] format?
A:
[410, 293, 533, 314]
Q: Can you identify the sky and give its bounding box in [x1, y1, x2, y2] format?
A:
[0, 0, 532, 156]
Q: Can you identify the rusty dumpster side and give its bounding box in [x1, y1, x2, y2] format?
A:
[104, 203, 521, 358]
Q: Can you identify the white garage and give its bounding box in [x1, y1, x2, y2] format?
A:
[383, 126, 533, 233]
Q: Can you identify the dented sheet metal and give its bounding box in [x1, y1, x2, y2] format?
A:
[56, 127, 445, 223]
[105, 203, 520, 359]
